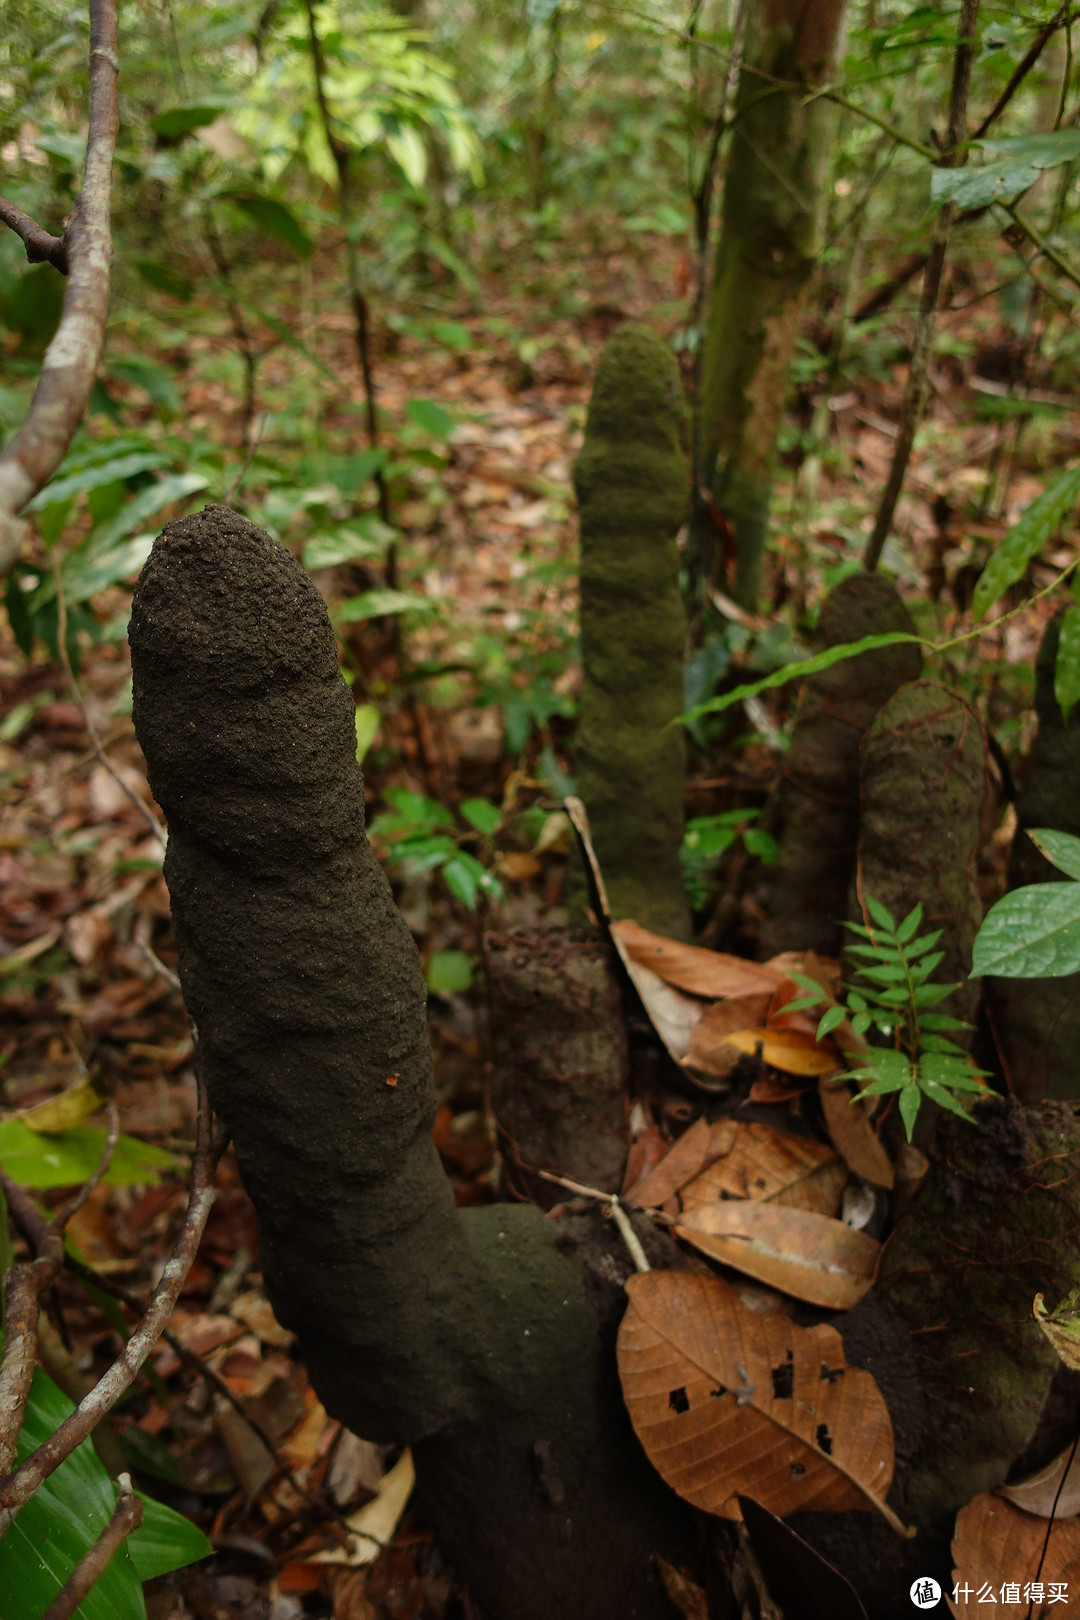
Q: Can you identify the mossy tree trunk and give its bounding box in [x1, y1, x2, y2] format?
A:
[129, 509, 691, 1620]
[693, 0, 847, 610]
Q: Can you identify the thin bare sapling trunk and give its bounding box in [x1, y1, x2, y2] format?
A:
[128, 508, 691, 1620]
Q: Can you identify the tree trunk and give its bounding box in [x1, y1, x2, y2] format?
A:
[129, 507, 692, 1620]
[694, 0, 847, 610]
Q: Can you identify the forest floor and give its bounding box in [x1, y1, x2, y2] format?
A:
[1, 223, 1076, 1619]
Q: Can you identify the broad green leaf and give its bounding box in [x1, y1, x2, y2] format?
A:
[895, 903, 923, 944]
[1056, 607, 1080, 725]
[405, 398, 454, 440]
[972, 464, 1080, 621]
[225, 193, 313, 258]
[89, 474, 209, 553]
[742, 827, 777, 864]
[354, 705, 380, 763]
[980, 131, 1080, 168]
[971, 881, 1080, 978]
[864, 895, 896, 932]
[150, 104, 223, 139]
[426, 950, 474, 995]
[460, 798, 501, 836]
[1030, 828, 1080, 882]
[443, 854, 480, 909]
[108, 356, 182, 418]
[931, 157, 1045, 210]
[680, 632, 923, 724]
[28, 453, 170, 511]
[918, 1051, 988, 1091]
[338, 589, 435, 622]
[0, 1363, 209, 1619]
[303, 524, 391, 571]
[898, 1082, 922, 1140]
[851, 1013, 872, 1036]
[61, 536, 156, 607]
[0, 1120, 175, 1189]
[851, 1049, 912, 1092]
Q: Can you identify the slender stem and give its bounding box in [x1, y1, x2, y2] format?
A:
[40, 1475, 142, 1620]
[971, 4, 1067, 140]
[1003, 203, 1080, 290]
[0, 0, 118, 577]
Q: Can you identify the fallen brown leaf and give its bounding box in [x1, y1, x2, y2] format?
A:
[950, 1492, 1080, 1616]
[716, 1027, 841, 1077]
[819, 1075, 894, 1190]
[998, 1441, 1080, 1518]
[626, 1117, 737, 1209]
[680, 1121, 846, 1218]
[612, 919, 783, 999]
[675, 1200, 879, 1309]
[617, 1271, 902, 1530]
[683, 995, 774, 1080]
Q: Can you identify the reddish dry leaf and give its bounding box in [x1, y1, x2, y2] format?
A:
[674, 1200, 879, 1310]
[617, 1271, 901, 1530]
[622, 1122, 670, 1197]
[748, 1074, 811, 1104]
[626, 1117, 737, 1209]
[715, 1027, 841, 1077]
[950, 1492, 1080, 1616]
[679, 1121, 846, 1219]
[683, 995, 774, 1080]
[819, 1075, 894, 1190]
[611, 919, 783, 1000]
[655, 1556, 709, 1620]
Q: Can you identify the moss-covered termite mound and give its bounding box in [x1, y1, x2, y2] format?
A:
[758, 574, 922, 959]
[988, 610, 1080, 1100]
[129, 507, 691, 1620]
[877, 1097, 1080, 1522]
[573, 321, 691, 942]
[848, 681, 987, 1032]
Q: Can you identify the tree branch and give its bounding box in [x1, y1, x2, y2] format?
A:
[0, 1075, 218, 1532]
[972, 5, 1067, 140]
[0, 199, 69, 274]
[40, 1474, 142, 1620]
[0, 0, 118, 579]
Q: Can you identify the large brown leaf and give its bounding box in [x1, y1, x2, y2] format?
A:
[617, 1271, 902, 1530]
[682, 994, 774, 1081]
[680, 1121, 847, 1218]
[611, 919, 783, 1000]
[675, 1201, 879, 1309]
[949, 1492, 1080, 1616]
[626, 1117, 737, 1209]
[717, 1026, 842, 1077]
[819, 1074, 894, 1190]
[998, 1441, 1080, 1518]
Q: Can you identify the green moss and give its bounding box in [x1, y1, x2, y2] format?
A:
[573, 322, 691, 941]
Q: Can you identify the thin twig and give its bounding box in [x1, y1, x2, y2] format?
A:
[52, 552, 166, 851]
[224, 412, 268, 507]
[0, 199, 69, 274]
[0, 1175, 66, 1475]
[55, 1100, 120, 1229]
[0, 0, 119, 576]
[40, 1474, 142, 1620]
[1003, 202, 1080, 291]
[536, 1171, 652, 1274]
[0, 1074, 219, 1531]
[972, 4, 1067, 138]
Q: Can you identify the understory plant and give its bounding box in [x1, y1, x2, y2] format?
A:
[785, 896, 991, 1138]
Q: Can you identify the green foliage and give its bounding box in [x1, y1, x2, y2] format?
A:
[1055, 605, 1080, 725]
[681, 631, 924, 725]
[785, 897, 989, 1140]
[0, 1363, 209, 1620]
[426, 950, 474, 994]
[972, 828, 1080, 977]
[0, 1120, 175, 1189]
[681, 810, 776, 911]
[368, 787, 503, 911]
[931, 131, 1080, 211]
[972, 464, 1080, 621]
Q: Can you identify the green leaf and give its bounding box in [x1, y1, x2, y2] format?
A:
[932, 156, 1044, 210]
[354, 705, 379, 763]
[108, 356, 182, 418]
[0, 1120, 175, 1189]
[910, 982, 958, 1006]
[127, 1494, 211, 1582]
[224, 193, 313, 258]
[918, 1050, 988, 1091]
[460, 798, 501, 836]
[89, 474, 209, 554]
[680, 632, 924, 723]
[29, 452, 170, 511]
[905, 930, 945, 958]
[131, 258, 194, 302]
[863, 895, 896, 932]
[981, 130, 1080, 168]
[1030, 828, 1080, 883]
[817, 1005, 846, 1040]
[898, 1082, 922, 1141]
[856, 963, 909, 985]
[303, 521, 393, 571]
[338, 589, 435, 622]
[908, 951, 946, 984]
[971, 881, 1080, 978]
[150, 104, 223, 139]
[918, 1034, 968, 1057]
[895, 903, 923, 944]
[777, 995, 828, 1014]
[786, 971, 829, 995]
[442, 852, 502, 910]
[973, 463, 1080, 621]
[851, 1049, 913, 1092]
[405, 398, 454, 440]
[1054, 605, 1080, 726]
[425, 950, 474, 995]
[61, 536, 156, 608]
[742, 827, 777, 864]
[851, 1012, 872, 1036]
[919, 1013, 970, 1031]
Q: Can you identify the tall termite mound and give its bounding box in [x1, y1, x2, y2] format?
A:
[129, 507, 691, 1620]
[573, 321, 691, 941]
[758, 574, 922, 959]
[988, 610, 1080, 1099]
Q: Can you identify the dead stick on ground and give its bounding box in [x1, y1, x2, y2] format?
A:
[40, 1474, 142, 1620]
[536, 1170, 652, 1274]
[863, 0, 982, 572]
[0, 0, 118, 577]
[0, 1075, 219, 1532]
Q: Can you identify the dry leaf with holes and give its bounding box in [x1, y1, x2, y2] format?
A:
[683, 996, 774, 1080]
[627, 1117, 737, 1209]
[819, 1075, 894, 1190]
[617, 1271, 903, 1531]
[675, 1201, 879, 1309]
[949, 1492, 1080, 1616]
[680, 1121, 847, 1219]
[715, 1027, 842, 1077]
[611, 919, 783, 1000]
[998, 1442, 1080, 1518]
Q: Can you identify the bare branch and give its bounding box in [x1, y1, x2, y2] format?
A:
[0, 199, 69, 274]
[0, 0, 118, 578]
[0, 1178, 66, 1476]
[972, 5, 1067, 140]
[0, 1075, 218, 1531]
[40, 1474, 143, 1620]
[55, 1100, 120, 1229]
